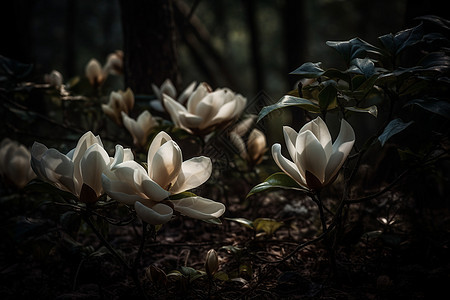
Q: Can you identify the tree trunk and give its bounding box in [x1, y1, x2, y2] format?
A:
[119, 0, 179, 94]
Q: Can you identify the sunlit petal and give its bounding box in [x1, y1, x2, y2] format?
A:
[134, 201, 173, 225]
[149, 140, 182, 189]
[170, 156, 212, 194]
[171, 196, 225, 220]
[147, 131, 172, 172]
[80, 144, 110, 196]
[272, 143, 306, 187]
[296, 130, 327, 184]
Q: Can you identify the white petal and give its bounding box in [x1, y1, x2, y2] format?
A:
[296, 130, 327, 184]
[30, 142, 49, 180]
[122, 112, 145, 146]
[324, 119, 355, 185]
[208, 99, 237, 127]
[147, 131, 172, 171]
[41, 149, 76, 195]
[171, 196, 225, 220]
[271, 143, 306, 187]
[300, 117, 332, 159]
[149, 100, 165, 112]
[138, 172, 170, 202]
[134, 201, 173, 225]
[186, 82, 211, 113]
[178, 111, 203, 129]
[170, 156, 212, 194]
[247, 129, 266, 162]
[101, 173, 144, 205]
[163, 94, 187, 128]
[72, 131, 102, 190]
[178, 81, 197, 105]
[282, 126, 299, 165]
[160, 78, 177, 99]
[80, 144, 110, 196]
[149, 140, 182, 189]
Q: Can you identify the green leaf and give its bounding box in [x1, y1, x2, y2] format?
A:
[253, 218, 283, 235]
[201, 217, 222, 225]
[169, 191, 197, 200]
[318, 83, 337, 112]
[378, 118, 414, 146]
[214, 271, 229, 281]
[347, 58, 376, 78]
[326, 37, 381, 65]
[225, 217, 254, 229]
[246, 172, 308, 198]
[257, 96, 320, 122]
[290, 62, 325, 78]
[378, 23, 424, 56]
[406, 98, 450, 119]
[345, 105, 378, 117]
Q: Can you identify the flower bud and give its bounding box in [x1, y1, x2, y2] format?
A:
[205, 249, 219, 277]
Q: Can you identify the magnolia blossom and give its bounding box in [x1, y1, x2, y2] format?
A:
[102, 88, 135, 125]
[230, 116, 267, 166]
[205, 249, 219, 277]
[31, 131, 132, 202]
[85, 51, 124, 86]
[103, 50, 123, 75]
[150, 79, 197, 112]
[122, 110, 158, 148]
[163, 82, 246, 135]
[102, 131, 225, 225]
[272, 117, 355, 190]
[44, 70, 64, 88]
[0, 139, 36, 189]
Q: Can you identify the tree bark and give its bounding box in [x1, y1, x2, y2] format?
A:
[119, 0, 179, 94]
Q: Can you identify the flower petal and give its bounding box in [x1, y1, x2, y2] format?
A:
[134, 201, 173, 225]
[147, 131, 172, 172]
[149, 140, 182, 189]
[171, 196, 225, 220]
[170, 156, 212, 194]
[271, 143, 306, 187]
[282, 126, 299, 164]
[101, 173, 145, 205]
[163, 94, 187, 128]
[41, 148, 76, 195]
[296, 130, 327, 184]
[178, 81, 197, 105]
[324, 119, 355, 185]
[80, 144, 110, 196]
[186, 82, 211, 114]
[299, 117, 332, 159]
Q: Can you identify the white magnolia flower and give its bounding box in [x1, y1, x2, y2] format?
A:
[31, 131, 131, 202]
[230, 116, 267, 166]
[85, 58, 104, 86]
[121, 110, 158, 148]
[0, 139, 36, 189]
[150, 79, 197, 112]
[272, 117, 355, 190]
[44, 70, 64, 88]
[85, 51, 124, 86]
[103, 50, 123, 75]
[102, 88, 135, 125]
[163, 82, 247, 135]
[102, 131, 225, 225]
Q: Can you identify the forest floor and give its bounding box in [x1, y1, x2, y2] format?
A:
[1, 179, 449, 299]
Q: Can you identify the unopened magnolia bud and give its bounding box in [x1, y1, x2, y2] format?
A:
[205, 249, 219, 277]
[85, 58, 103, 86]
[145, 265, 167, 286]
[45, 70, 63, 88]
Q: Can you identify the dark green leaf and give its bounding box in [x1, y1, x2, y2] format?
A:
[169, 191, 197, 200]
[225, 217, 254, 229]
[347, 58, 376, 78]
[290, 62, 324, 78]
[378, 23, 424, 56]
[326, 38, 381, 64]
[406, 98, 450, 119]
[247, 172, 308, 198]
[318, 83, 337, 112]
[378, 118, 414, 146]
[257, 96, 320, 122]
